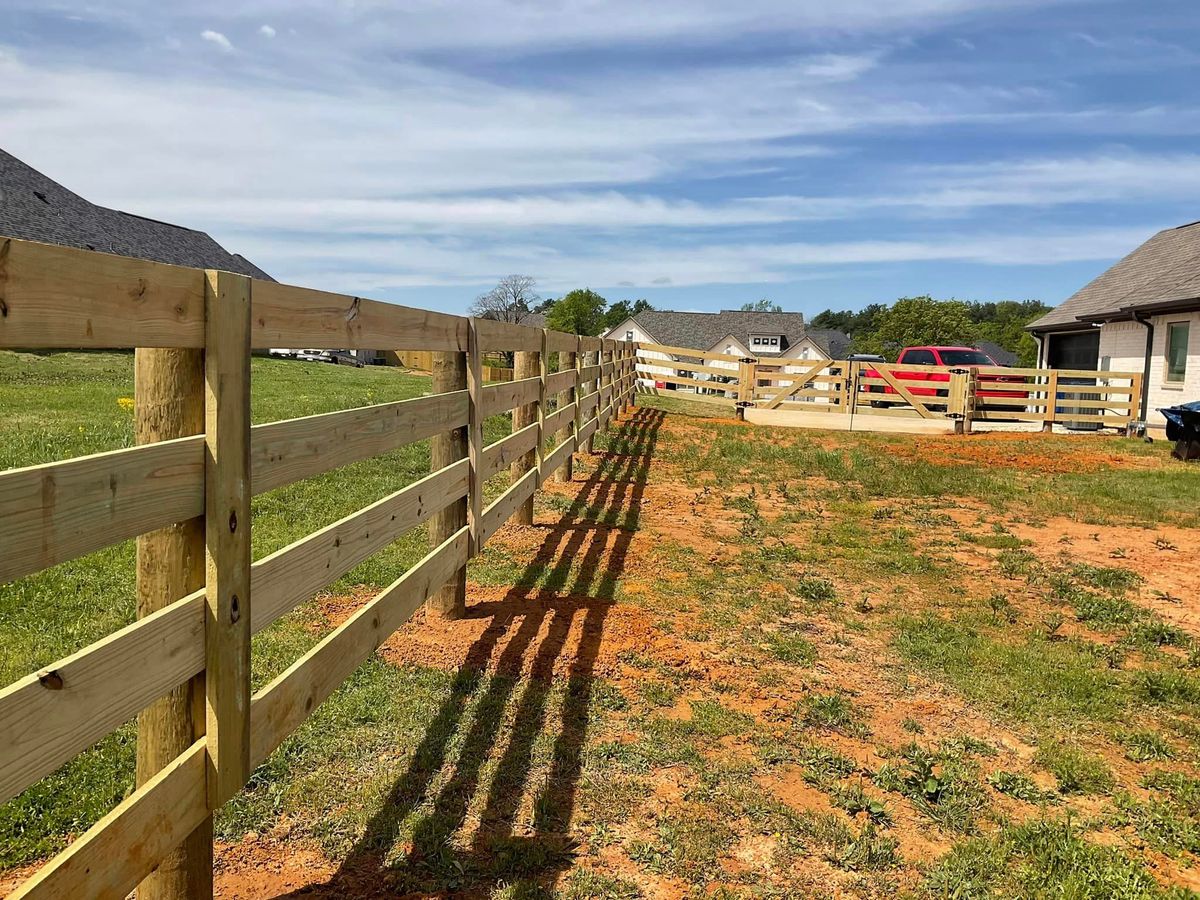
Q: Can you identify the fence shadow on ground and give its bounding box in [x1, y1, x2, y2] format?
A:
[273, 406, 664, 898]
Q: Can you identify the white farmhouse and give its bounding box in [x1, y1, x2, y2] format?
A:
[601, 309, 850, 399]
[1027, 221, 1200, 431]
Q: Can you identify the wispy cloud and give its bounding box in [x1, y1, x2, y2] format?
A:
[1, 0, 1198, 310]
[199, 29, 233, 52]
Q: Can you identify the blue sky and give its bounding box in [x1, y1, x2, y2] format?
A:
[3, 1, 1199, 317]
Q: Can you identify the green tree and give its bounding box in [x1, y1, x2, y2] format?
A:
[603, 298, 654, 331]
[857, 296, 978, 360]
[545, 288, 608, 335]
[740, 298, 783, 312]
[967, 299, 1052, 367]
[812, 304, 886, 337]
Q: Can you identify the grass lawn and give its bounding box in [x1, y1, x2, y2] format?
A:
[4, 354, 1200, 898]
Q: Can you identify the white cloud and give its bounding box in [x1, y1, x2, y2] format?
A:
[200, 0, 1080, 54]
[1, 0, 1188, 300]
[236, 225, 1154, 293]
[200, 29, 233, 52]
[902, 151, 1200, 210]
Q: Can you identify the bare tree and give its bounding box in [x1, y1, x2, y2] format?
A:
[470, 275, 541, 324]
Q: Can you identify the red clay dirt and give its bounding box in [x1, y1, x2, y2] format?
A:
[889, 431, 1158, 474]
[27, 415, 1195, 899]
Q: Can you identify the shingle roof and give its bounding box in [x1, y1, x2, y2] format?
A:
[806, 328, 852, 360]
[0, 148, 272, 280]
[977, 340, 1018, 366]
[619, 308, 839, 354]
[1028, 221, 1200, 331]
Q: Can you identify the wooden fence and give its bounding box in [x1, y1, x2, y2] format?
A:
[634, 344, 1142, 431]
[0, 236, 638, 899]
[388, 350, 513, 381]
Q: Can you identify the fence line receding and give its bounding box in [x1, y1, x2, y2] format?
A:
[0, 236, 638, 900]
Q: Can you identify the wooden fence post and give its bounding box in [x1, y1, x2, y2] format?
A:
[134, 348, 212, 900]
[628, 343, 638, 415]
[556, 338, 577, 483]
[203, 270, 252, 810]
[628, 343, 638, 410]
[586, 347, 598, 455]
[512, 344, 540, 525]
[467, 319, 484, 555]
[963, 367, 978, 435]
[427, 349, 468, 618]
[538, 328, 550, 477]
[1043, 369, 1059, 433]
[625, 343, 635, 413]
[949, 368, 969, 434]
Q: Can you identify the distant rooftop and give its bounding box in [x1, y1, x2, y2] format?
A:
[609, 308, 850, 358]
[0, 148, 272, 280]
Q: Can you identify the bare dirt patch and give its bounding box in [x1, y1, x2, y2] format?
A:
[1011, 517, 1200, 637]
[891, 431, 1158, 474]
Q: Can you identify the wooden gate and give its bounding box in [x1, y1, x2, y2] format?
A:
[850, 361, 970, 421]
[753, 359, 848, 411]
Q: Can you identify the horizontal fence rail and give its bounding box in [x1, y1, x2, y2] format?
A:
[0, 236, 639, 900]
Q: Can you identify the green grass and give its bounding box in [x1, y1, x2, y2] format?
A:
[0, 351, 517, 866]
[1035, 741, 1114, 795]
[894, 613, 1129, 727]
[922, 817, 1192, 899]
[801, 693, 870, 737]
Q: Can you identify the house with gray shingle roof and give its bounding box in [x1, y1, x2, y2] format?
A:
[0, 148, 272, 280]
[601, 309, 849, 361]
[601, 307, 850, 402]
[1027, 221, 1200, 428]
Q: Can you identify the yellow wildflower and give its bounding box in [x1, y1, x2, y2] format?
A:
[117, 397, 135, 412]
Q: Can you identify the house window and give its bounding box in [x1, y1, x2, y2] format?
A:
[768, 337, 778, 346]
[1166, 322, 1190, 383]
[625, 330, 634, 342]
[752, 337, 762, 346]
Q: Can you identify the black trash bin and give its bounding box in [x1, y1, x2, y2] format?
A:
[1159, 401, 1200, 460]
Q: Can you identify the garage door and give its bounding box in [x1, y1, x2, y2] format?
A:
[1047, 330, 1100, 370]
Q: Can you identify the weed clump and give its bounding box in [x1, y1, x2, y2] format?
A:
[1035, 741, 1114, 795]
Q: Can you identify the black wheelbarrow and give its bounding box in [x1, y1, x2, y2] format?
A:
[1160, 401, 1200, 460]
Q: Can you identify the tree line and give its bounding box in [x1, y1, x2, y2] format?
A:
[469, 276, 1051, 366]
[468, 275, 653, 336]
[811, 296, 1052, 366]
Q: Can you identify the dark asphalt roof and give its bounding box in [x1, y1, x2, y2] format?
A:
[0, 148, 272, 280]
[806, 328, 853, 360]
[977, 340, 1018, 366]
[1028, 221, 1200, 331]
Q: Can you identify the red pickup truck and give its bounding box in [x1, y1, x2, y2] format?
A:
[864, 346, 1025, 405]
